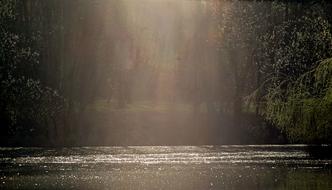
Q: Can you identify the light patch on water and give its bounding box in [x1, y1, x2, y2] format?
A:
[0, 145, 331, 166]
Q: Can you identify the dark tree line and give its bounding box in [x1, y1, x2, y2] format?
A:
[0, 0, 331, 145]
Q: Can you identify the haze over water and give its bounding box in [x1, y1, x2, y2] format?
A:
[1, 1, 332, 189]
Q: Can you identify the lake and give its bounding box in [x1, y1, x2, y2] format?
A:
[0, 145, 331, 189]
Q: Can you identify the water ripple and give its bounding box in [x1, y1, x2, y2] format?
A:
[0, 145, 331, 166]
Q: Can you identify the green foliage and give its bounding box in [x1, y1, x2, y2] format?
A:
[240, 3, 332, 143]
[260, 15, 332, 80]
[264, 59, 332, 143]
[256, 10, 332, 143]
[1, 0, 332, 145]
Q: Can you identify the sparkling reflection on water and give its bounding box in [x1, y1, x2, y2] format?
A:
[0, 145, 331, 189]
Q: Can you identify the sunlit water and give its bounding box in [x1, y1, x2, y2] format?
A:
[0, 145, 331, 189]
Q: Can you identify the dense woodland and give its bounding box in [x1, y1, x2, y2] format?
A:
[0, 0, 331, 146]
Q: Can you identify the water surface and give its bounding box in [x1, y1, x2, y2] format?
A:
[0, 145, 331, 189]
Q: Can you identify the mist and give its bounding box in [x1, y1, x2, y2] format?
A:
[1, 1, 332, 189]
[63, 0, 244, 145]
[1, 0, 332, 145]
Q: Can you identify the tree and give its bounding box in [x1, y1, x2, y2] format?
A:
[0, 0, 63, 144]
